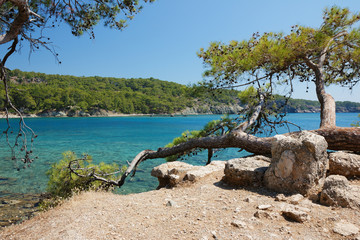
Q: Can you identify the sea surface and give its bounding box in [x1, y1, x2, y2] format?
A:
[0, 113, 358, 197]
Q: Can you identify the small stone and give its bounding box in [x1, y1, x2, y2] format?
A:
[231, 220, 247, 228]
[282, 208, 310, 223]
[275, 194, 286, 202]
[211, 230, 218, 239]
[254, 210, 272, 219]
[244, 197, 254, 203]
[257, 204, 272, 210]
[23, 203, 34, 208]
[234, 207, 241, 213]
[166, 200, 177, 207]
[288, 194, 304, 205]
[333, 221, 359, 236]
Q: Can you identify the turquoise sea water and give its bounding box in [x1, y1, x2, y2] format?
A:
[0, 113, 358, 196]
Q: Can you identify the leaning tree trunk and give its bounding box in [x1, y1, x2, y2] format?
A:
[70, 126, 360, 188]
[315, 77, 336, 128]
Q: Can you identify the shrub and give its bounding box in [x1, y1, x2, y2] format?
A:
[45, 151, 125, 199]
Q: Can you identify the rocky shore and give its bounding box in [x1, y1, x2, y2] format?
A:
[3, 103, 359, 119]
[1, 131, 360, 239]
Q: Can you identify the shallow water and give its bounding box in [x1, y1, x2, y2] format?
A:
[0, 113, 358, 196]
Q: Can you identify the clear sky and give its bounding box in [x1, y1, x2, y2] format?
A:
[2, 0, 360, 102]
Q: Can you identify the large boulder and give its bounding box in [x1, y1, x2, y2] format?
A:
[222, 156, 270, 187]
[320, 175, 360, 209]
[264, 131, 328, 198]
[328, 151, 360, 178]
[151, 161, 225, 189]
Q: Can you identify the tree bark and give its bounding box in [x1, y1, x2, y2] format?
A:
[0, 0, 30, 45]
[313, 127, 360, 152]
[70, 126, 360, 188]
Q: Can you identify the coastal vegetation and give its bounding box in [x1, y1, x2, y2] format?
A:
[2, 69, 360, 116]
[41, 151, 125, 209]
[0, 0, 155, 167]
[4, 69, 238, 115]
[66, 6, 360, 188]
[0, 0, 359, 194]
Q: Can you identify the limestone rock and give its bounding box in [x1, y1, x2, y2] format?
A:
[257, 204, 272, 210]
[328, 151, 360, 178]
[320, 175, 360, 208]
[222, 156, 270, 187]
[333, 220, 359, 236]
[151, 162, 194, 188]
[186, 161, 225, 181]
[264, 131, 328, 198]
[254, 210, 273, 219]
[288, 194, 304, 205]
[281, 206, 310, 223]
[231, 220, 247, 228]
[151, 161, 225, 189]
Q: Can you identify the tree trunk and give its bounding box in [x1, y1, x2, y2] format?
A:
[0, 0, 30, 45]
[316, 84, 336, 129]
[115, 126, 360, 187]
[70, 126, 360, 188]
[313, 127, 360, 152]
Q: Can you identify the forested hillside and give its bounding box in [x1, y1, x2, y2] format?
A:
[4, 69, 239, 115]
[2, 69, 359, 116]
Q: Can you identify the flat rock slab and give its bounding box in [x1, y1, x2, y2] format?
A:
[222, 156, 271, 187]
[333, 220, 359, 237]
[328, 151, 360, 178]
[151, 161, 225, 189]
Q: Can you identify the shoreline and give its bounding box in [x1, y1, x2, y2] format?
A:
[2, 111, 359, 119]
[1, 112, 215, 119]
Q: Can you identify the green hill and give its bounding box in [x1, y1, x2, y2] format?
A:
[4, 69, 239, 115]
[2, 69, 359, 116]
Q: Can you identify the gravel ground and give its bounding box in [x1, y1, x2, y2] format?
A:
[0, 171, 359, 240]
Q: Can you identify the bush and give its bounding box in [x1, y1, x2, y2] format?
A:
[45, 151, 125, 199]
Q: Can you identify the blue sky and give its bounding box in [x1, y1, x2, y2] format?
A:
[2, 0, 360, 102]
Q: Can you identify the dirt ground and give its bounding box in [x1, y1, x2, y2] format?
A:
[0, 171, 359, 240]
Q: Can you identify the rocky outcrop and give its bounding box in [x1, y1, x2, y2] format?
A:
[178, 104, 243, 115]
[151, 161, 225, 189]
[36, 108, 112, 117]
[320, 175, 360, 209]
[222, 156, 270, 187]
[36, 109, 67, 117]
[328, 151, 360, 178]
[264, 131, 328, 198]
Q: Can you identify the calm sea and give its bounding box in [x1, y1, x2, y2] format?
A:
[0, 113, 358, 196]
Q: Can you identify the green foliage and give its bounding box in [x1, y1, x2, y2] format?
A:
[165, 115, 237, 161]
[198, 6, 360, 97]
[351, 114, 360, 127]
[46, 151, 123, 200]
[1, 0, 154, 39]
[238, 86, 257, 105]
[6, 69, 239, 114]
